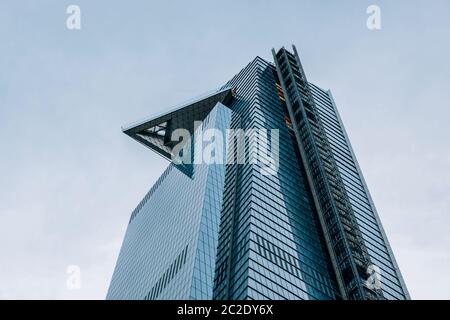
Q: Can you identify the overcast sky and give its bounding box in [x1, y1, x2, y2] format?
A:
[0, 0, 449, 299]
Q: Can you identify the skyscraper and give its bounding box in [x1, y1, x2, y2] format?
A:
[107, 46, 409, 300]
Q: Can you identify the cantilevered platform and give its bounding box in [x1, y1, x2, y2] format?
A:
[122, 87, 234, 160]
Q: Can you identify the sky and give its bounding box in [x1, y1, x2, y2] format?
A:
[0, 0, 449, 299]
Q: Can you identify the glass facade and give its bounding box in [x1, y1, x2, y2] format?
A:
[272, 46, 409, 299]
[213, 57, 340, 300]
[309, 83, 409, 299]
[107, 46, 409, 300]
[107, 104, 231, 299]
